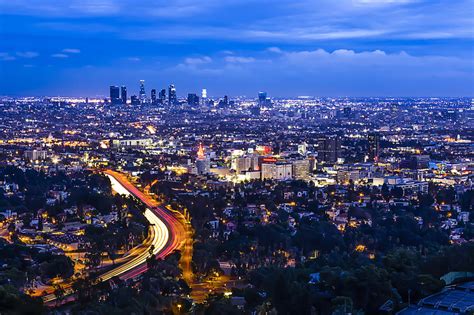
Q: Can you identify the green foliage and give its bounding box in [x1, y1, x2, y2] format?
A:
[38, 253, 74, 280]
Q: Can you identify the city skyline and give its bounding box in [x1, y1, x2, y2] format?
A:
[1, 0, 473, 97]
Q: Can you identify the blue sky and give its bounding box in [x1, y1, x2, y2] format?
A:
[0, 0, 473, 97]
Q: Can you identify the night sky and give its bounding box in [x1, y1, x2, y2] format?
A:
[0, 0, 473, 97]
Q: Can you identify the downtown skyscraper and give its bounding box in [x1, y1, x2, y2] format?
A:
[121, 86, 127, 104]
[139, 80, 146, 103]
[168, 84, 177, 105]
[110, 86, 121, 105]
[151, 89, 157, 104]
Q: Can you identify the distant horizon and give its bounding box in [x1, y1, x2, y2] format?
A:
[1, 93, 473, 99]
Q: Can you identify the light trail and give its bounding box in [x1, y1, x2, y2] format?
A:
[43, 170, 183, 304]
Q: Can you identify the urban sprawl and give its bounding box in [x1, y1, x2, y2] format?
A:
[0, 82, 473, 314]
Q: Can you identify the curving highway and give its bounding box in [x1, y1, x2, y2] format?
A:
[103, 170, 183, 280]
[42, 170, 184, 304]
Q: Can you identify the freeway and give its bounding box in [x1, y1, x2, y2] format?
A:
[42, 170, 185, 304]
[103, 170, 184, 280]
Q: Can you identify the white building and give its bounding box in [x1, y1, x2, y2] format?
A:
[261, 163, 292, 180]
[111, 138, 153, 148]
[24, 149, 47, 161]
[292, 159, 310, 180]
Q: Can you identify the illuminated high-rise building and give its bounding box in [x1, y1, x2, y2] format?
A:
[109, 85, 120, 105]
[317, 136, 341, 164]
[258, 91, 267, 106]
[151, 89, 157, 104]
[197, 143, 205, 160]
[196, 143, 210, 175]
[168, 84, 177, 105]
[139, 80, 146, 103]
[121, 86, 127, 104]
[368, 133, 380, 163]
[130, 95, 140, 105]
[187, 93, 199, 106]
[201, 89, 207, 106]
[218, 95, 229, 108]
[159, 89, 166, 104]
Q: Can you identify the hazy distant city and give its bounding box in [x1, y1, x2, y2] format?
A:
[0, 82, 472, 314]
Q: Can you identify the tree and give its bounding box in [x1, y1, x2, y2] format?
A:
[332, 296, 353, 314]
[72, 277, 95, 305]
[0, 285, 44, 314]
[53, 284, 65, 306]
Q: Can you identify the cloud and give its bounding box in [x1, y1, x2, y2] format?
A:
[51, 53, 69, 58]
[16, 51, 39, 58]
[267, 47, 283, 54]
[51, 50, 81, 58]
[62, 48, 80, 53]
[184, 56, 212, 65]
[0, 52, 16, 61]
[354, 0, 416, 5]
[279, 48, 439, 69]
[0, 0, 120, 17]
[127, 57, 141, 62]
[68, 0, 120, 15]
[220, 50, 234, 55]
[124, 22, 470, 43]
[164, 47, 472, 96]
[173, 56, 214, 73]
[5, 0, 470, 46]
[148, 4, 202, 18]
[0, 0, 232, 18]
[224, 56, 256, 63]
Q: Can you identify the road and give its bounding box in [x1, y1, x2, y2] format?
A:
[103, 170, 185, 280]
[42, 170, 185, 304]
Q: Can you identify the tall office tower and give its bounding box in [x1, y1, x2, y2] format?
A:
[187, 93, 199, 106]
[151, 89, 157, 104]
[130, 95, 140, 105]
[368, 133, 380, 163]
[139, 80, 146, 103]
[218, 95, 229, 108]
[201, 89, 207, 106]
[109, 86, 121, 105]
[159, 89, 166, 104]
[317, 136, 341, 164]
[168, 84, 177, 105]
[121, 86, 127, 104]
[196, 143, 210, 175]
[258, 91, 267, 106]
